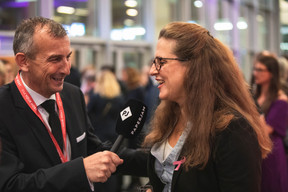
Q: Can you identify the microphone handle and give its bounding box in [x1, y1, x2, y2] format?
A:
[110, 135, 124, 153]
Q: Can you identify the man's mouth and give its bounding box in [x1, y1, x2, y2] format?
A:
[51, 76, 65, 83]
[156, 79, 165, 85]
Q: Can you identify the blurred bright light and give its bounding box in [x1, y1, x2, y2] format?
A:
[237, 21, 248, 30]
[187, 20, 198, 24]
[125, 0, 138, 7]
[111, 29, 123, 41]
[256, 15, 264, 22]
[124, 19, 135, 26]
[111, 27, 146, 40]
[214, 21, 233, 31]
[57, 6, 75, 14]
[126, 9, 138, 16]
[63, 23, 85, 37]
[194, 0, 203, 8]
[281, 42, 288, 50]
[281, 26, 288, 34]
[70, 23, 85, 36]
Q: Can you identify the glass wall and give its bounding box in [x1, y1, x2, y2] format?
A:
[0, 0, 284, 79]
[280, 0, 288, 55]
[0, 0, 37, 30]
[53, 0, 90, 37]
[111, 0, 145, 41]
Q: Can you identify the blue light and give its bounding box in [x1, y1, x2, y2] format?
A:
[62, 23, 85, 37]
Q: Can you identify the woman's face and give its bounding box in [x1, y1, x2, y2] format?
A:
[253, 62, 272, 86]
[150, 38, 188, 106]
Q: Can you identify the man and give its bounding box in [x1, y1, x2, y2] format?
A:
[0, 17, 146, 191]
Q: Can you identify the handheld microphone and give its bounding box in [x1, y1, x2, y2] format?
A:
[110, 99, 148, 153]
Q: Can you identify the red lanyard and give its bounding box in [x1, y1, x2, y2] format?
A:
[15, 73, 68, 163]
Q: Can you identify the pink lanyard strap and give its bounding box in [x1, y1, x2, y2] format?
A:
[15, 73, 68, 163]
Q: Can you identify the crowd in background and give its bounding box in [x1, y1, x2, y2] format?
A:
[1, 51, 288, 192]
[250, 51, 288, 192]
[65, 63, 159, 191]
[0, 59, 17, 87]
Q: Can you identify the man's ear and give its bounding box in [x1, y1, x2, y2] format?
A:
[15, 53, 29, 72]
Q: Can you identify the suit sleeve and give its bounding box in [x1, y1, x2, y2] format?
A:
[0, 83, 97, 192]
[0, 119, 92, 192]
[213, 118, 262, 192]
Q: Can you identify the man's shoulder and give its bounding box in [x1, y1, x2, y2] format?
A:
[61, 82, 84, 102]
[62, 82, 82, 95]
[0, 83, 14, 102]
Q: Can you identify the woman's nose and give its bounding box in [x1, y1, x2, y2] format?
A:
[149, 63, 158, 76]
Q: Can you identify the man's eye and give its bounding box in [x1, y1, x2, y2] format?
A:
[49, 57, 61, 62]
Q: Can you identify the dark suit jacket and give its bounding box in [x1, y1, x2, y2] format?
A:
[147, 117, 262, 192]
[0, 81, 147, 192]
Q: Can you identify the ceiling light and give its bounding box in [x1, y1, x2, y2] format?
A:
[125, 0, 138, 8]
[214, 21, 233, 31]
[57, 6, 75, 14]
[126, 9, 138, 17]
[194, 0, 203, 8]
[237, 21, 248, 30]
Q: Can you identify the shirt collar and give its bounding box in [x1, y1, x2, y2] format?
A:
[20, 73, 56, 106]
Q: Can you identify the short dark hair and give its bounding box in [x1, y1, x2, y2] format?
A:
[13, 16, 67, 59]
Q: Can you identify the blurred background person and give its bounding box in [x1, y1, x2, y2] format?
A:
[278, 56, 288, 96]
[251, 53, 288, 192]
[0, 59, 17, 85]
[0, 61, 6, 86]
[65, 65, 81, 87]
[80, 65, 96, 105]
[87, 70, 125, 192]
[121, 66, 146, 191]
[64, 51, 81, 87]
[140, 65, 160, 131]
[121, 66, 145, 103]
[121, 66, 145, 148]
[87, 70, 124, 143]
[101, 65, 127, 96]
[280, 55, 288, 157]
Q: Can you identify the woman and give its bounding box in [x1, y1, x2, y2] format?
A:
[87, 70, 125, 192]
[87, 70, 125, 143]
[252, 54, 288, 192]
[142, 22, 272, 192]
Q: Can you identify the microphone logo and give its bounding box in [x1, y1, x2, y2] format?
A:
[120, 106, 132, 121]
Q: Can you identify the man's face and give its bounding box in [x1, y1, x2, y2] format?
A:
[24, 27, 72, 98]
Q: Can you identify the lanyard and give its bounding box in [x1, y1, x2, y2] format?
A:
[15, 73, 68, 163]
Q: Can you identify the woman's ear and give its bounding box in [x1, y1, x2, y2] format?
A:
[15, 53, 29, 72]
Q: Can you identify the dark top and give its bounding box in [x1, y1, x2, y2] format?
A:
[64, 66, 81, 87]
[147, 117, 262, 192]
[87, 94, 125, 143]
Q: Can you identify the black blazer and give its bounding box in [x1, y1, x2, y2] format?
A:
[0, 81, 148, 192]
[147, 117, 262, 192]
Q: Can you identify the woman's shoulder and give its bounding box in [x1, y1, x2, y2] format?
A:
[213, 116, 260, 159]
[215, 116, 255, 142]
[278, 90, 288, 102]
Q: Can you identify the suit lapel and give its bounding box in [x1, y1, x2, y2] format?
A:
[59, 90, 83, 159]
[11, 82, 62, 164]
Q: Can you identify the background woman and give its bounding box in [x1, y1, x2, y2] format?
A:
[252, 54, 288, 192]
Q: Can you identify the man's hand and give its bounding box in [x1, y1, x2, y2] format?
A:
[83, 151, 123, 183]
